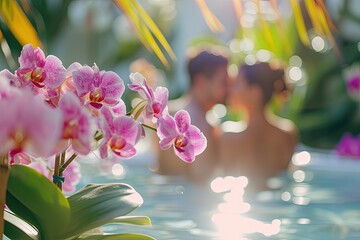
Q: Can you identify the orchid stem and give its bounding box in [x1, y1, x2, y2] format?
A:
[60, 153, 77, 175]
[0, 154, 10, 240]
[141, 123, 157, 132]
[60, 151, 66, 166]
[53, 154, 62, 190]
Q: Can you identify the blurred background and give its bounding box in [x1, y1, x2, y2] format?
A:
[0, 0, 359, 150]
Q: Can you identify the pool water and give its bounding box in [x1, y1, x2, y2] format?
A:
[79, 150, 360, 240]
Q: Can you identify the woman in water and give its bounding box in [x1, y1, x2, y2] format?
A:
[220, 61, 298, 190]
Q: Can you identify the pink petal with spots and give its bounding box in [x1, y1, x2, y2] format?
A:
[112, 143, 137, 158]
[112, 116, 140, 145]
[100, 71, 124, 99]
[174, 110, 190, 133]
[156, 114, 177, 140]
[186, 125, 207, 155]
[59, 93, 81, 121]
[20, 93, 63, 157]
[0, 69, 21, 88]
[174, 143, 195, 163]
[111, 99, 126, 116]
[73, 66, 95, 97]
[43, 55, 66, 89]
[18, 44, 42, 69]
[159, 136, 174, 150]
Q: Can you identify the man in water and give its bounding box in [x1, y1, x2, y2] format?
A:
[154, 47, 230, 184]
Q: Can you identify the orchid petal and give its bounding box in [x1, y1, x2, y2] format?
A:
[112, 116, 140, 145]
[174, 143, 195, 163]
[113, 143, 137, 159]
[43, 55, 66, 88]
[73, 66, 95, 97]
[174, 110, 191, 133]
[159, 136, 174, 150]
[186, 125, 207, 155]
[100, 71, 125, 99]
[156, 114, 177, 139]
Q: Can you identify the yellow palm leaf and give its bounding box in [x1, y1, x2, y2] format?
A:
[305, 0, 324, 35]
[289, 0, 310, 46]
[270, 0, 292, 56]
[130, 0, 176, 60]
[195, 0, 224, 33]
[113, 0, 175, 68]
[315, 3, 340, 57]
[0, 0, 42, 48]
[255, 0, 276, 51]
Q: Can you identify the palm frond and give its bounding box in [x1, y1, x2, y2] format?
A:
[0, 29, 17, 70]
[113, 0, 176, 68]
[195, 0, 224, 33]
[0, 0, 42, 48]
[270, 0, 292, 56]
[289, 0, 310, 46]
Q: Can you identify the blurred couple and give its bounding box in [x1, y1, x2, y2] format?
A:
[154, 47, 298, 189]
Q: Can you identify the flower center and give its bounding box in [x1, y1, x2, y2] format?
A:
[175, 135, 187, 148]
[109, 136, 126, 154]
[11, 128, 26, 153]
[89, 88, 104, 103]
[63, 120, 78, 139]
[30, 67, 46, 87]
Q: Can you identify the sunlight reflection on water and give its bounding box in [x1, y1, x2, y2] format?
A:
[210, 176, 281, 239]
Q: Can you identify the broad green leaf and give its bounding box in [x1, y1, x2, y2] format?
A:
[106, 216, 151, 226]
[0, 0, 42, 47]
[6, 164, 71, 239]
[58, 183, 144, 239]
[78, 233, 156, 240]
[4, 209, 39, 240]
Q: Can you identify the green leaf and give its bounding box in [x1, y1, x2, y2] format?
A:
[6, 164, 71, 239]
[4, 209, 39, 240]
[58, 183, 144, 239]
[106, 216, 151, 226]
[78, 233, 156, 240]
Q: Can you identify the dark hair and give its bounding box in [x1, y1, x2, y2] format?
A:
[186, 49, 228, 86]
[240, 62, 287, 104]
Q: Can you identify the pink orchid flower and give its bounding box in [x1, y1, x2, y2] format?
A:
[72, 64, 125, 111]
[99, 107, 142, 159]
[157, 110, 207, 162]
[0, 89, 62, 157]
[0, 74, 20, 100]
[336, 133, 360, 159]
[346, 74, 360, 101]
[57, 93, 95, 155]
[15, 44, 66, 94]
[0, 69, 21, 88]
[128, 72, 168, 120]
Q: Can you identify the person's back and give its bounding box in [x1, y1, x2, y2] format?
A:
[220, 61, 298, 190]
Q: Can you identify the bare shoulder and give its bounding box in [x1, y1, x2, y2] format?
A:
[270, 116, 298, 142]
[276, 118, 299, 149]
